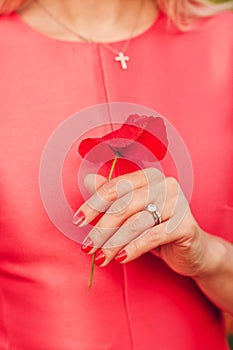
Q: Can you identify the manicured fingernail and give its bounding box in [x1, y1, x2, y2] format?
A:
[115, 250, 127, 263]
[81, 237, 93, 253]
[94, 250, 106, 266]
[72, 211, 86, 226]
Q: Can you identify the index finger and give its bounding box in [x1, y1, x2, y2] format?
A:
[72, 167, 164, 227]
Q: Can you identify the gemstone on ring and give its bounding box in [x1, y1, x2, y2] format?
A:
[145, 203, 162, 225]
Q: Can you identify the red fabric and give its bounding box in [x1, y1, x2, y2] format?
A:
[0, 11, 232, 349]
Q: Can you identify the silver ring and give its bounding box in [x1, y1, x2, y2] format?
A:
[145, 203, 162, 225]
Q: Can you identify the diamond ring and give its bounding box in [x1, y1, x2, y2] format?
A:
[145, 203, 162, 225]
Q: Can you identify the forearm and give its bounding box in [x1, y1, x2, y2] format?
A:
[193, 233, 233, 315]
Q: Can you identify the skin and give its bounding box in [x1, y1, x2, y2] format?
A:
[18, 0, 158, 42]
[78, 169, 233, 315]
[19, 0, 233, 314]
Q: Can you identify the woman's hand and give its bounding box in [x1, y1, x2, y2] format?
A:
[74, 168, 233, 313]
[73, 168, 216, 277]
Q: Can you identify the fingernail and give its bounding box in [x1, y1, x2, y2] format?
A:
[94, 250, 106, 266]
[81, 237, 93, 253]
[72, 211, 86, 226]
[115, 250, 127, 263]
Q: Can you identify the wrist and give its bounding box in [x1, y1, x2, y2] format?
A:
[193, 231, 226, 280]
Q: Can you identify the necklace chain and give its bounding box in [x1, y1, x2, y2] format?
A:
[35, 0, 144, 69]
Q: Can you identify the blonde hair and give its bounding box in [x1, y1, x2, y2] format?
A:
[157, 0, 233, 30]
[0, 0, 232, 30]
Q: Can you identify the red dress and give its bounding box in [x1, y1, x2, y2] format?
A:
[0, 11, 232, 350]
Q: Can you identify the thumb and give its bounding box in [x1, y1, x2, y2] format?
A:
[84, 173, 108, 194]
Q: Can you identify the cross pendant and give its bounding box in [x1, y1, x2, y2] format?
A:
[115, 52, 130, 70]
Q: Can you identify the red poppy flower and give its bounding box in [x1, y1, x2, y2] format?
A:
[79, 114, 168, 168]
[78, 114, 168, 291]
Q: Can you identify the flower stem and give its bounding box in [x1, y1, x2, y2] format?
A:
[108, 154, 118, 181]
[87, 153, 119, 293]
[87, 253, 96, 294]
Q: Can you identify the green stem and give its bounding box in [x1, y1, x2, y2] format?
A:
[87, 253, 96, 294]
[108, 154, 118, 181]
[87, 153, 119, 293]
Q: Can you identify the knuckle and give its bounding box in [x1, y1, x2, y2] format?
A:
[99, 181, 117, 202]
[104, 240, 117, 250]
[129, 219, 142, 234]
[150, 167, 163, 177]
[146, 229, 158, 245]
[131, 239, 140, 253]
[88, 227, 105, 247]
[146, 167, 164, 183]
[89, 226, 103, 240]
[107, 194, 131, 216]
[166, 177, 179, 193]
